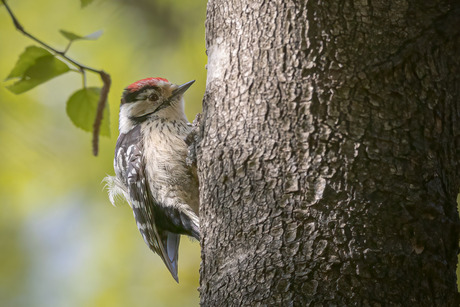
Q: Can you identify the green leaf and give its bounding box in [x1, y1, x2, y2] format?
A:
[59, 30, 84, 41]
[81, 0, 94, 8]
[6, 46, 70, 94]
[5, 46, 49, 80]
[66, 87, 110, 137]
[59, 29, 103, 42]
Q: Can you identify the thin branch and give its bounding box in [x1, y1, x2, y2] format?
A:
[2, 0, 111, 156]
[3, 0, 101, 74]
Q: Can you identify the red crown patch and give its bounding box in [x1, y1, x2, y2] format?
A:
[126, 77, 169, 92]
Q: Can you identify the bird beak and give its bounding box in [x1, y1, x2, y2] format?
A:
[171, 80, 195, 99]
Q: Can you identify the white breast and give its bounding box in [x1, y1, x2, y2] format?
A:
[142, 118, 192, 204]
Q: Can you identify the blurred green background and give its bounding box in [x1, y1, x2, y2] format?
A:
[0, 0, 206, 306]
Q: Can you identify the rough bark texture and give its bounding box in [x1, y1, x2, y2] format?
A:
[198, 0, 459, 305]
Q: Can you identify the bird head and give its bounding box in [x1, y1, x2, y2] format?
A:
[118, 77, 194, 132]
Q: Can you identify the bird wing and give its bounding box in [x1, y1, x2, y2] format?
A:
[114, 125, 180, 282]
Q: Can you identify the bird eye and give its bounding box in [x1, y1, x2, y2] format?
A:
[148, 93, 159, 101]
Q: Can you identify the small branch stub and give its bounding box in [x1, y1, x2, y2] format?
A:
[92, 71, 111, 156]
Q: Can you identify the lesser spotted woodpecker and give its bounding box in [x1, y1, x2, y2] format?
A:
[104, 77, 200, 282]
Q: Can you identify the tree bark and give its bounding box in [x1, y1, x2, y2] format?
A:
[198, 0, 459, 305]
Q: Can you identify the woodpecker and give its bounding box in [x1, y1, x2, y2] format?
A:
[104, 77, 200, 282]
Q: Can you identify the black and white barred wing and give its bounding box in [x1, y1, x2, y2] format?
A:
[105, 126, 181, 282]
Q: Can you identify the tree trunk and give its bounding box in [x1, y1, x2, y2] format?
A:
[198, 0, 459, 305]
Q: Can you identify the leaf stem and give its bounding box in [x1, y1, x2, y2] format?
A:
[2, 0, 111, 156]
[63, 41, 72, 54]
[81, 68, 87, 88]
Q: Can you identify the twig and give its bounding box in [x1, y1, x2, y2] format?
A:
[2, 0, 111, 156]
